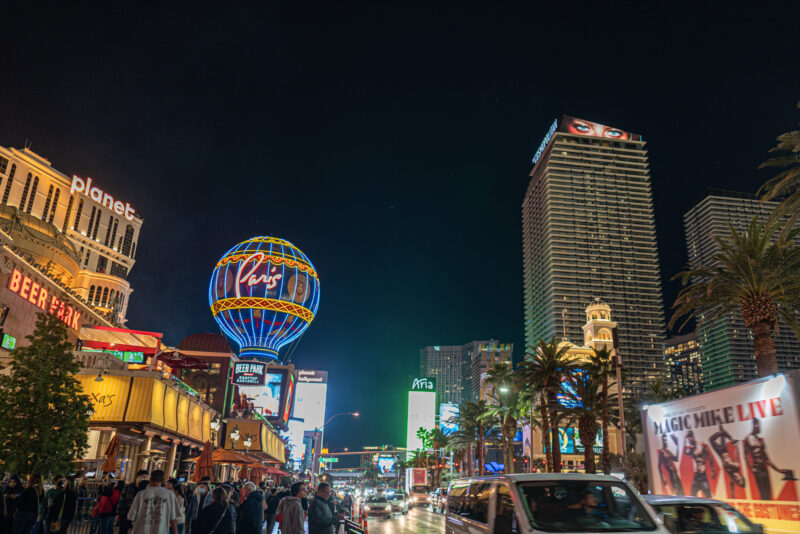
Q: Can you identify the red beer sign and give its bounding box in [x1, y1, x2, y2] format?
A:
[7, 268, 81, 330]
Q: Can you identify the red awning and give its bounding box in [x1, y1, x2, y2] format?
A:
[79, 326, 163, 355]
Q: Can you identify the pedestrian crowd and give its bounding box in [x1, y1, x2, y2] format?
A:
[1, 471, 350, 534]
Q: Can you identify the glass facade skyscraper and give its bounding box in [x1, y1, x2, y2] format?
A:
[522, 117, 666, 398]
[683, 189, 800, 389]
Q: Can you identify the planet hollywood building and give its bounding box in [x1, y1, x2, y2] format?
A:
[0, 146, 142, 359]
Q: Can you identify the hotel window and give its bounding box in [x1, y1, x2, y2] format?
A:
[109, 218, 118, 248]
[48, 188, 60, 223]
[62, 196, 74, 232]
[92, 212, 101, 240]
[42, 185, 54, 221]
[101, 287, 109, 306]
[88, 286, 96, 303]
[87, 207, 97, 237]
[25, 176, 38, 213]
[2, 164, 16, 204]
[96, 255, 108, 274]
[19, 173, 32, 210]
[73, 199, 84, 230]
[0, 157, 7, 175]
[121, 225, 134, 256]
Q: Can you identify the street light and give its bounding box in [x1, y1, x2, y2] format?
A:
[210, 415, 221, 441]
[230, 425, 241, 447]
[499, 386, 509, 393]
[310, 412, 359, 486]
[243, 434, 253, 453]
[320, 411, 359, 429]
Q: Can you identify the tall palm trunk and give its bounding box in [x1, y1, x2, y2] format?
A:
[752, 321, 779, 376]
[504, 418, 515, 474]
[601, 374, 610, 474]
[539, 396, 553, 472]
[579, 417, 599, 474]
[547, 389, 562, 473]
[477, 423, 485, 476]
[467, 444, 474, 477]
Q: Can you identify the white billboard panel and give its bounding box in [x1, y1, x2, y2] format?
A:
[284, 373, 328, 461]
[642, 373, 800, 533]
[407, 390, 436, 452]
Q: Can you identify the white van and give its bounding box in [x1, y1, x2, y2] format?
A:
[445, 473, 670, 534]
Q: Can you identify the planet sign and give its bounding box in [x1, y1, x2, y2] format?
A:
[209, 236, 320, 359]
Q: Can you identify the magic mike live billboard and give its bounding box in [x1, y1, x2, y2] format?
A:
[642, 372, 800, 533]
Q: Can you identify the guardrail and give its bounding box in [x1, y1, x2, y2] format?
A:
[339, 519, 365, 534]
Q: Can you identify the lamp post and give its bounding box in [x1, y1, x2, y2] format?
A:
[230, 425, 241, 446]
[243, 434, 253, 454]
[311, 412, 359, 486]
[210, 415, 221, 443]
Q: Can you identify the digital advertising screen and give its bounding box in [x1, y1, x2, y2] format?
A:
[407, 377, 436, 454]
[284, 370, 328, 461]
[377, 455, 396, 474]
[559, 115, 642, 141]
[237, 365, 294, 425]
[439, 403, 459, 435]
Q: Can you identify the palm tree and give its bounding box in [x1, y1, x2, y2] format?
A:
[671, 217, 800, 377]
[560, 370, 611, 473]
[758, 102, 800, 230]
[517, 338, 578, 472]
[482, 362, 523, 473]
[589, 346, 615, 474]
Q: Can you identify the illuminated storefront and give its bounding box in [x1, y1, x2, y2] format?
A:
[75, 351, 218, 481]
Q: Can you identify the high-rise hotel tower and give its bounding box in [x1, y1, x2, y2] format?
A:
[683, 189, 800, 389]
[522, 116, 666, 397]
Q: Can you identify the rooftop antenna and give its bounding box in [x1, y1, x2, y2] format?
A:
[24, 138, 32, 149]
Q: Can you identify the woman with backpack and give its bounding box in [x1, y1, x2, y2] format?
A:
[192, 487, 234, 534]
[48, 479, 77, 534]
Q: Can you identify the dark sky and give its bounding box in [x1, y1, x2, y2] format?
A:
[1, 3, 798, 452]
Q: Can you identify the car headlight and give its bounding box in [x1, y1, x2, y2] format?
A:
[364, 506, 370, 511]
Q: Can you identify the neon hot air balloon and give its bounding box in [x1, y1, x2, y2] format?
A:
[208, 236, 320, 359]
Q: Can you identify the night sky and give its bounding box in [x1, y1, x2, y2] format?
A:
[1, 4, 798, 452]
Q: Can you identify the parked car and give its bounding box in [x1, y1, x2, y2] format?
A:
[363, 494, 392, 518]
[446, 473, 670, 534]
[642, 495, 764, 533]
[430, 487, 449, 513]
[387, 491, 409, 514]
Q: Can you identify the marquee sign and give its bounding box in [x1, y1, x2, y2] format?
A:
[7, 268, 81, 330]
[71, 175, 136, 221]
[232, 361, 267, 386]
[410, 377, 436, 392]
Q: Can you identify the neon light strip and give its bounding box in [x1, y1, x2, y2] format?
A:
[210, 297, 315, 322]
[215, 253, 318, 279]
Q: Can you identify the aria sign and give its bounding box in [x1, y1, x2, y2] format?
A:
[71, 175, 136, 221]
[410, 377, 436, 392]
[7, 268, 81, 330]
[232, 361, 267, 386]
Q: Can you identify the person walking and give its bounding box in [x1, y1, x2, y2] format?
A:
[264, 488, 279, 534]
[41, 477, 64, 534]
[164, 481, 185, 534]
[191, 488, 234, 534]
[13, 474, 42, 534]
[183, 482, 208, 534]
[2, 476, 22, 534]
[126, 470, 182, 534]
[116, 470, 149, 534]
[274, 482, 305, 534]
[308, 483, 339, 534]
[95, 485, 116, 534]
[235, 483, 262, 534]
[48, 479, 77, 534]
